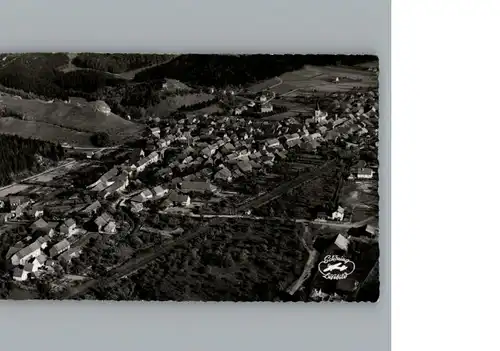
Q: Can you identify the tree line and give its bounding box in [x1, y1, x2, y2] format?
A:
[134, 54, 378, 87]
[72, 53, 176, 74]
[0, 135, 64, 186]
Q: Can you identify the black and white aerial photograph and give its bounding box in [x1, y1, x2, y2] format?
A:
[0, 53, 379, 302]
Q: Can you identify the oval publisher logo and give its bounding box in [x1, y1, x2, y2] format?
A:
[318, 255, 355, 280]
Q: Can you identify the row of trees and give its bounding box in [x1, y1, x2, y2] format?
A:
[177, 97, 218, 112]
[0, 135, 64, 186]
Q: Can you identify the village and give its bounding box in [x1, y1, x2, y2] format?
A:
[0, 82, 379, 300]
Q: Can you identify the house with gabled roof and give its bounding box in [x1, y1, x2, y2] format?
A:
[30, 218, 48, 232]
[167, 191, 191, 207]
[334, 234, 350, 252]
[214, 167, 232, 182]
[81, 201, 101, 216]
[60, 218, 77, 237]
[11, 241, 43, 265]
[49, 239, 71, 258]
[13, 267, 28, 281]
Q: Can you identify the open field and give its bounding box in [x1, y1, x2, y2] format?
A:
[0, 93, 142, 141]
[0, 160, 79, 196]
[0, 184, 31, 197]
[262, 111, 298, 121]
[149, 93, 215, 115]
[339, 179, 379, 222]
[257, 65, 379, 97]
[30, 160, 86, 183]
[187, 103, 223, 115]
[247, 77, 281, 93]
[0, 117, 94, 146]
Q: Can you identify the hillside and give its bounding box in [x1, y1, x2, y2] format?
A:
[134, 54, 378, 87]
[71, 53, 177, 74]
[0, 93, 143, 145]
[0, 53, 127, 100]
[0, 118, 95, 147]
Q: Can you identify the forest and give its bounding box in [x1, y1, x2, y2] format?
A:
[134, 54, 378, 87]
[85, 219, 308, 301]
[0, 135, 64, 186]
[71, 53, 177, 74]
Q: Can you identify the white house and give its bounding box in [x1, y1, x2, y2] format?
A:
[357, 168, 375, 179]
[11, 242, 43, 266]
[152, 185, 168, 198]
[334, 234, 350, 252]
[150, 127, 161, 139]
[331, 206, 345, 221]
[12, 268, 28, 282]
[103, 221, 117, 234]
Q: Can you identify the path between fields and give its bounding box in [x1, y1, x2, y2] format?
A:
[287, 224, 319, 295]
[60, 54, 175, 81]
[162, 212, 375, 230]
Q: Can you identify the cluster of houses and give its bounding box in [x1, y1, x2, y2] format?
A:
[6, 216, 81, 281]
[234, 92, 275, 115]
[1, 194, 120, 281]
[80, 89, 379, 216]
[0, 86, 379, 284]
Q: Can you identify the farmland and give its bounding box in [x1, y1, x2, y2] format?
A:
[148, 93, 215, 116]
[249, 64, 379, 97]
[0, 117, 94, 146]
[247, 77, 281, 93]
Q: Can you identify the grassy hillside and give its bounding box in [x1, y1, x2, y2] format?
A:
[0, 94, 141, 136]
[0, 118, 95, 147]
